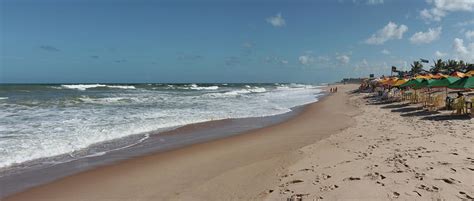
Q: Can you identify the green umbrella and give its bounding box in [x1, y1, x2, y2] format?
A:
[428, 76, 460, 88]
[449, 76, 474, 89]
[399, 78, 423, 88]
[413, 79, 435, 89]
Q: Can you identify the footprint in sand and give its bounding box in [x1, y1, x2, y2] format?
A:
[459, 191, 474, 199]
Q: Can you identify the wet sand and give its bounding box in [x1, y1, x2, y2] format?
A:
[4, 85, 358, 201]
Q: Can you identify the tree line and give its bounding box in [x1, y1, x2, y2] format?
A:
[409, 59, 474, 75]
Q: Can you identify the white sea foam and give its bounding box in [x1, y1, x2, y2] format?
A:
[0, 84, 324, 169]
[61, 84, 106, 90]
[188, 84, 219, 90]
[0, 97, 8, 100]
[107, 85, 136, 89]
[61, 84, 135, 90]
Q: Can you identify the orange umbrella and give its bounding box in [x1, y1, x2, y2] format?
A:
[392, 79, 408, 87]
[431, 73, 448, 79]
[451, 71, 466, 78]
[466, 70, 474, 77]
[415, 75, 431, 79]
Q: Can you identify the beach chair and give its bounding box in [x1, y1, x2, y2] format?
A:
[471, 98, 474, 117]
[452, 98, 466, 115]
[427, 94, 444, 111]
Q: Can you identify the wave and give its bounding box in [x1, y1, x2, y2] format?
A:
[78, 96, 135, 104]
[204, 87, 267, 98]
[61, 84, 135, 91]
[188, 84, 219, 90]
[0, 97, 8, 100]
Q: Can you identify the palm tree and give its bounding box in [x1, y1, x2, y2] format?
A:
[445, 59, 459, 73]
[430, 59, 445, 73]
[410, 61, 424, 75]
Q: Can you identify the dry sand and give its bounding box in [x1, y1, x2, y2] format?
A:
[267, 91, 474, 200]
[4, 85, 358, 201]
[5, 84, 473, 201]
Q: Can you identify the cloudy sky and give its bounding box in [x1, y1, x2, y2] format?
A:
[1, 0, 474, 83]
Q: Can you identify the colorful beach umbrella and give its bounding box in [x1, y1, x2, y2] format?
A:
[466, 70, 474, 77]
[414, 79, 435, 89]
[392, 79, 408, 87]
[415, 75, 431, 79]
[431, 73, 448, 79]
[450, 71, 466, 78]
[399, 78, 423, 88]
[428, 76, 460, 88]
[449, 76, 474, 89]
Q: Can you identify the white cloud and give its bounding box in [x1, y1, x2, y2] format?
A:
[336, 54, 350, 64]
[366, 0, 384, 5]
[456, 19, 474, 27]
[420, 8, 446, 21]
[409, 27, 442, 44]
[365, 22, 408, 45]
[452, 38, 474, 62]
[266, 13, 286, 27]
[420, 0, 474, 22]
[381, 49, 391, 55]
[280, 60, 289, 64]
[465, 30, 474, 40]
[435, 50, 447, 57]
[298, 55, 314, 65]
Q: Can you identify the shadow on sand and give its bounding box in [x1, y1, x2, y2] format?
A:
[400, 110, 440, 117]
[381, 103, 410, 109]
[391, 106, 424, 113]
[421, 114, 472, 121]
[370, 100, 472, 121]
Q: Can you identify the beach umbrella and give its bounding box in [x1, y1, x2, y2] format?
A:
[431, 73, 448, 79]
[386, 77, 399, 86]
[413, 79, 434, 89]
[399, 78, 423, 88]
[392, 79, 408, 87]
[450, 71, 466, 78]
[466, 70, 474, 77]
[428, 76, 460, 88]
[449, 76, 474, 89]
[415, 75, 431, 79]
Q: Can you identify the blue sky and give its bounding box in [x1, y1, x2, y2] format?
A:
[1, 0, 474, 83]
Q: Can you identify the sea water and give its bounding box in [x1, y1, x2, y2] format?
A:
[0, 83, 324, 170]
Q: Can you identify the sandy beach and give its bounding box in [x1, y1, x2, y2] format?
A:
[4, 84, 473, 201]
[267, 88, 473, 200]
[3, 84, 358, 201]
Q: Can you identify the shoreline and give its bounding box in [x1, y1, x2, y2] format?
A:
[4, 84, 359, 201]
[0, 89, 326, 199]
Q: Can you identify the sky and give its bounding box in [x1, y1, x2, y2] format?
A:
[1, 0, 474, 83]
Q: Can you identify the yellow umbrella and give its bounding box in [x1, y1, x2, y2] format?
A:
[466, 70, 474, 77]
[451, 71, 466, 78]
[431, 73, 448, 79]
[415, 75, 431, 79]
[393, 79, 408, 87]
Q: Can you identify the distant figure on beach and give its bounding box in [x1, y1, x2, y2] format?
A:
[330, 88, 333, 93]
[335, 87, 338, 93]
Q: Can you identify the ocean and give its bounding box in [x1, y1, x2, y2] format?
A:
[0, 83, 324, 172]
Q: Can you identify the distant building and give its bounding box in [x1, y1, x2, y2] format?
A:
[340, 78, 367, 84]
